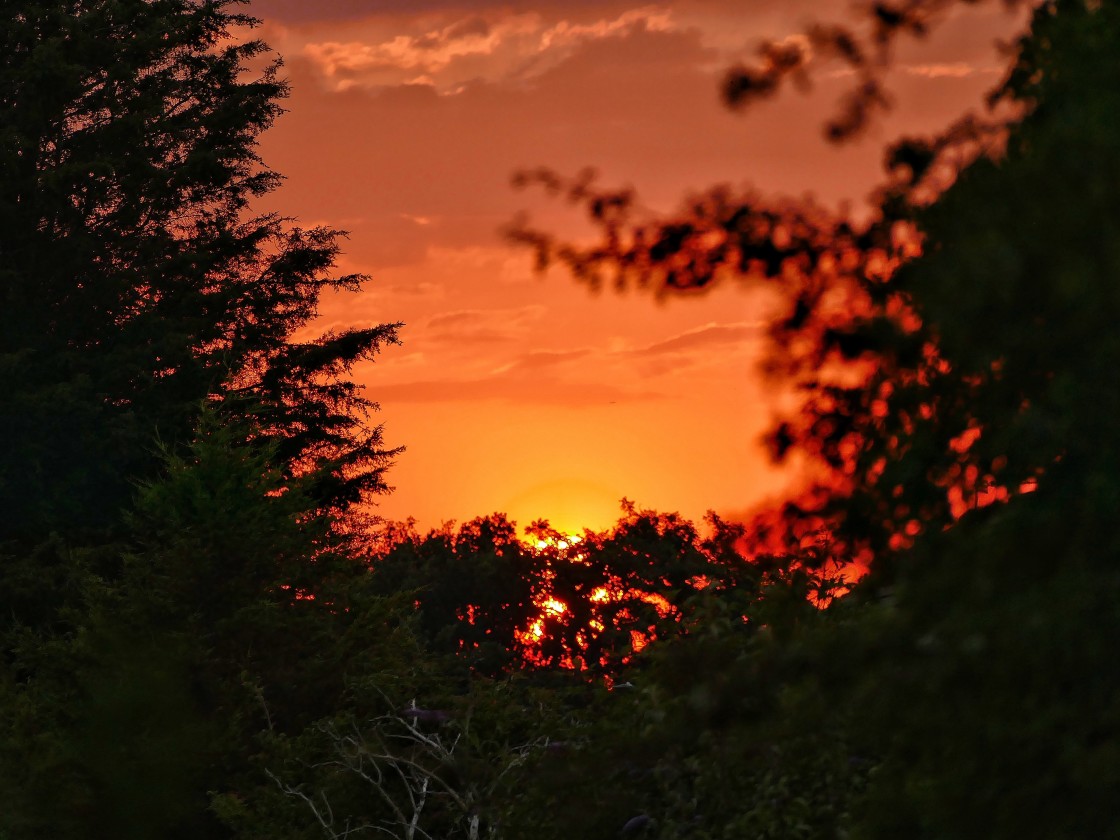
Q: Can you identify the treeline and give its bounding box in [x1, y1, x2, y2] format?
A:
[365, 506, 809, 677]
[5, 0, 1120, 838]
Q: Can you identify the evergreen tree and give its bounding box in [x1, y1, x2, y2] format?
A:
[0, 3, 405, 835]
[0, 0, 399, 564]
[1, 411, 413, 839]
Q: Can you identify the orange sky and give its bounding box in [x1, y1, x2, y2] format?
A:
[246, 0, 1026, 535]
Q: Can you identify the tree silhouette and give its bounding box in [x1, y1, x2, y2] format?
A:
[0, 0, 400, 553]
[366, 515, 541, 675]
[506, 1, 1120, 836]
[0, 0, 400, 641]
[0, 3, 406, 836]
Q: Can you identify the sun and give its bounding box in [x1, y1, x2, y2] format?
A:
[533, 533, 582, 552]
[503, 477, 622, 536]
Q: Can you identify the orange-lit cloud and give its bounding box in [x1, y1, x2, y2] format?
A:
[902, 62, 999, 79]
[284, 5, 682, 95]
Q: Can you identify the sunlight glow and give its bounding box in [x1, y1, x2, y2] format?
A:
[530, 533, 584, 554]
[504, 479, 623, 536]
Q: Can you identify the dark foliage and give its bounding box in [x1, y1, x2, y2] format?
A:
[0, 3, 403, 837]
[503, 1, 1120, 837]
[0, 0, 400, 560]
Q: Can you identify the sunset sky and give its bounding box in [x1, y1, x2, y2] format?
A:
[246, 0, 1025, 534]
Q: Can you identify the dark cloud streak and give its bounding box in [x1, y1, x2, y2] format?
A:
[631, 322, 761, 357]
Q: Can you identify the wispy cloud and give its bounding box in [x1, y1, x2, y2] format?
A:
[387, 280, 444, 297]
[630, 321, 762, 357]
[902, 62, 1000, 79]
[490, 348, 590, 374]
[537, 7, 674, 51]
[298, 5, 678, 93]
[303, 15, 535, 82]
[611, 321, 762, 378]
[422, 305, 547, 344]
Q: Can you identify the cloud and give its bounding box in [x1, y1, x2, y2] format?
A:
[422, 305, 547, 343]
[490, 348, 590, 374]
[537, 7, 674, 52]
[370, 333, 663, 407]
[416, 15, 493, 47]
[426, 310, 482, 330]
[902, 62, 1000, 79]
[294, 5, 682, 93]
[607, 320, 762, 378]
[252, 0, 653, 25]
[302, 14, 538, 85]
[388, 280, 444, 296]
[630, 321, 761, 357]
